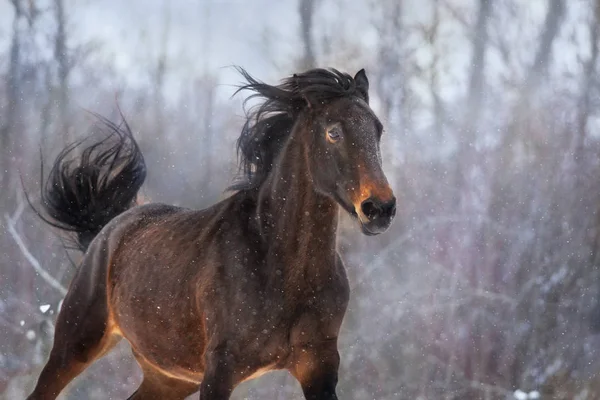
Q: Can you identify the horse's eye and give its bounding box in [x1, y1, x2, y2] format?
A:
[327, 126, 342, 143]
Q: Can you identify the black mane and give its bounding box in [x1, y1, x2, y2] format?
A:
[229, 67, 369, 191]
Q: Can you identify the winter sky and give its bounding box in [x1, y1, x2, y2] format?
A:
[0, 0, 585, 108]
[0, 0, 376, 102]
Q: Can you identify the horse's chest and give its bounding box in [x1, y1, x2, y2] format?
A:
[246, 293, 344, 364]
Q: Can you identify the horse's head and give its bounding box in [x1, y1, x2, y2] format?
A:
[233, 67, 396, 235]
[301, 69, 396, 235]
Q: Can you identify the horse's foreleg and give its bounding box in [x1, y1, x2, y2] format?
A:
[198, 343, 238, 400]
[289, 339, 340, 400]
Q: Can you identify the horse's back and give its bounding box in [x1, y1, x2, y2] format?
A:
[102, 195, 253, 285]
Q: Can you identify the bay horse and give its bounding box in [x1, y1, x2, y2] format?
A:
[27, 67, 396, 400]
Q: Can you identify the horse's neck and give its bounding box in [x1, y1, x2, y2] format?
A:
[257, 130, 339, 291]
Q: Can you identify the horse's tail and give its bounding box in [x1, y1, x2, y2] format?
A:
[38, 114, 146, 251]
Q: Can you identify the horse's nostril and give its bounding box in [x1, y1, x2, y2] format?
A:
[361, 198, 382, 221]
[382, 197, 397, 218]
[361, 197, 396, 221]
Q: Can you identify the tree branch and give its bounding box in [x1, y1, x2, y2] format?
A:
[4, 197, 67, 296]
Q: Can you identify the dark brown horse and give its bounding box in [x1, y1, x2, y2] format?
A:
[27, 67, 396, 400]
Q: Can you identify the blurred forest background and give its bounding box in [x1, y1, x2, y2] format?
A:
[1, 0, 600, 399]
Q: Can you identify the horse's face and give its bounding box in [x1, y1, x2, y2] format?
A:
[309, 71, 396, 235]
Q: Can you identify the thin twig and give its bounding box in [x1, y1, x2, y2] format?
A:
[4, 197, 68, 296]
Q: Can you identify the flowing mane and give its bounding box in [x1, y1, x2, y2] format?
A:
[230, 67, 369, 191]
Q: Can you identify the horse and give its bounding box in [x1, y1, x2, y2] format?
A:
[27, 67, 396, 400]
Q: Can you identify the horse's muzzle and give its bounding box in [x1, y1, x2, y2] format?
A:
[358, 196, 396, 235]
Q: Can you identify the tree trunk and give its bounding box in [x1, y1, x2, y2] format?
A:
[466, 0, 492, 123]
[54, 0, 70, 142]
[454, 0, 492, 208]
[574, 0, 600, 161]
[1, 0, 23, 196]
[523, 0, 565, 95]
[299, 0, 316, 70]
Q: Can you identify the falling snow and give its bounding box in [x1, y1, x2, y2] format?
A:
[1, 0, 600, 399]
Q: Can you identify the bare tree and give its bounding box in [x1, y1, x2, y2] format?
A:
[153, 0, 171, 131]
[574, 0, 600, 161]
[451, 0, 493, 231]
[523, 0, 566, 94]
[53, 0, 70, 141]
[373, 0, 404, 124]
[299, 0, 317, 69]
[371, 0, 409, 188]
[1, 0, 24, 195]
[201, 0, 215, 190]
[428, 0, 443, 137]
[498, 0, 566, 168]
[466, 0, 492, 126]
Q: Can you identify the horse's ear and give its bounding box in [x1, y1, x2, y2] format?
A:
[354, 69, 369, 103]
